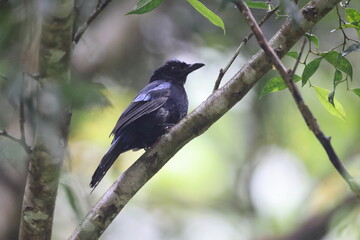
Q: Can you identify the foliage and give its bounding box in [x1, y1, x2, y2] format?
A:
[126, 0, 165, 15]
[127, 0, 226, 33]
[186, 0, 226, 33]
[260, 6, 360, 121]
[245, 1, 274, 10]
[313, 85, 346, 120]
[260, 74, 301, 97]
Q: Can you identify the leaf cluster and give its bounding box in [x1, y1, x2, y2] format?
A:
[261, 6, 360, 121]
[127, 0, 226, 33]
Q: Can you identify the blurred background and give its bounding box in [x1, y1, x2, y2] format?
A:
[1, 0, 360, 239]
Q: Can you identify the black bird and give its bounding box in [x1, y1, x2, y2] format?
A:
[90, 60, 204, 189]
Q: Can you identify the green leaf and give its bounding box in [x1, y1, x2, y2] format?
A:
[352, 88, 360, 98]
[343, 21, 360, 28]
[313, 86, 346, 120]
[127, 0, 165, 15]
[260, 74, 301, 97]
[341, 43, 360, 57]
[302, 57, 322, 86]
[186, 0, 226, 33]
[333, 69, 343, 87]
[330, 22, 360, 32]
[245, 1, 270, 10]
[330, 7, 360, 37]
[305, 33, 319, 48]
[286, 51, 299, 59]
[346, 8, 360, 23]
[321, 51, 353, 80]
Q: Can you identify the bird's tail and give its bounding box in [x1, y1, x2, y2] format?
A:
[90, 137, 128, 191]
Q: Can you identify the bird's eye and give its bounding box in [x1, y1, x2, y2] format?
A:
[170, 66, 178, 71]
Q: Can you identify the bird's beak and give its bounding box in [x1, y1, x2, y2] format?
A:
[185, 63, 205, 74]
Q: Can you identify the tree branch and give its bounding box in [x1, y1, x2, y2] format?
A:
[292, 38, 307, 74]
[262, 195, 357, 240]
[69, 0, 346, 238]
[73, 0, 113, 43]
[0, 74, 31, 154]
[0, 130, 31, 154]
[213, 5, 280, 92]
[234, 0, 360, 196]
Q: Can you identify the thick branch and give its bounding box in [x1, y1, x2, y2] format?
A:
[69, 0, 344, 239]
[234, 0, 360, 195]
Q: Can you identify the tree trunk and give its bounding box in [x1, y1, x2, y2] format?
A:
[19, 1, 75, 239]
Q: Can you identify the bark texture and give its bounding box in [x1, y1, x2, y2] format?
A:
[19, 1, 75, 239]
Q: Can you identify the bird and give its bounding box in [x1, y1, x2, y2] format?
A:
[90, 60, 204, 190]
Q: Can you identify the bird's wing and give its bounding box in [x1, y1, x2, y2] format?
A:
[110, 81, 171, 136]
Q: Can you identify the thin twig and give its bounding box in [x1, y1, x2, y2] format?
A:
[213, 5, 280, 92]
[292, 38, 307, 75]
[235, 0, 360, 196]
[0, 74, 31, 154]
[73, 0, 113, 43]
[335, 5, 360, 44]
[0, 130, 31, 154]
[336, 5, 348, 51]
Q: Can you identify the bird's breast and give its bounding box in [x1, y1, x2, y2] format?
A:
[162, 85, 188, 122]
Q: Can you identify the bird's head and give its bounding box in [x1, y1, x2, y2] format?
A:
[150, 60, 204, 84]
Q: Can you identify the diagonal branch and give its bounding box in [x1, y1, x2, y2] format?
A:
[73, 0, 113, 43]
[234, 0, 360, 196]
[261, 195, 356, 240]
[69, 0, 347, 239]
[213, 5, 279, 92]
